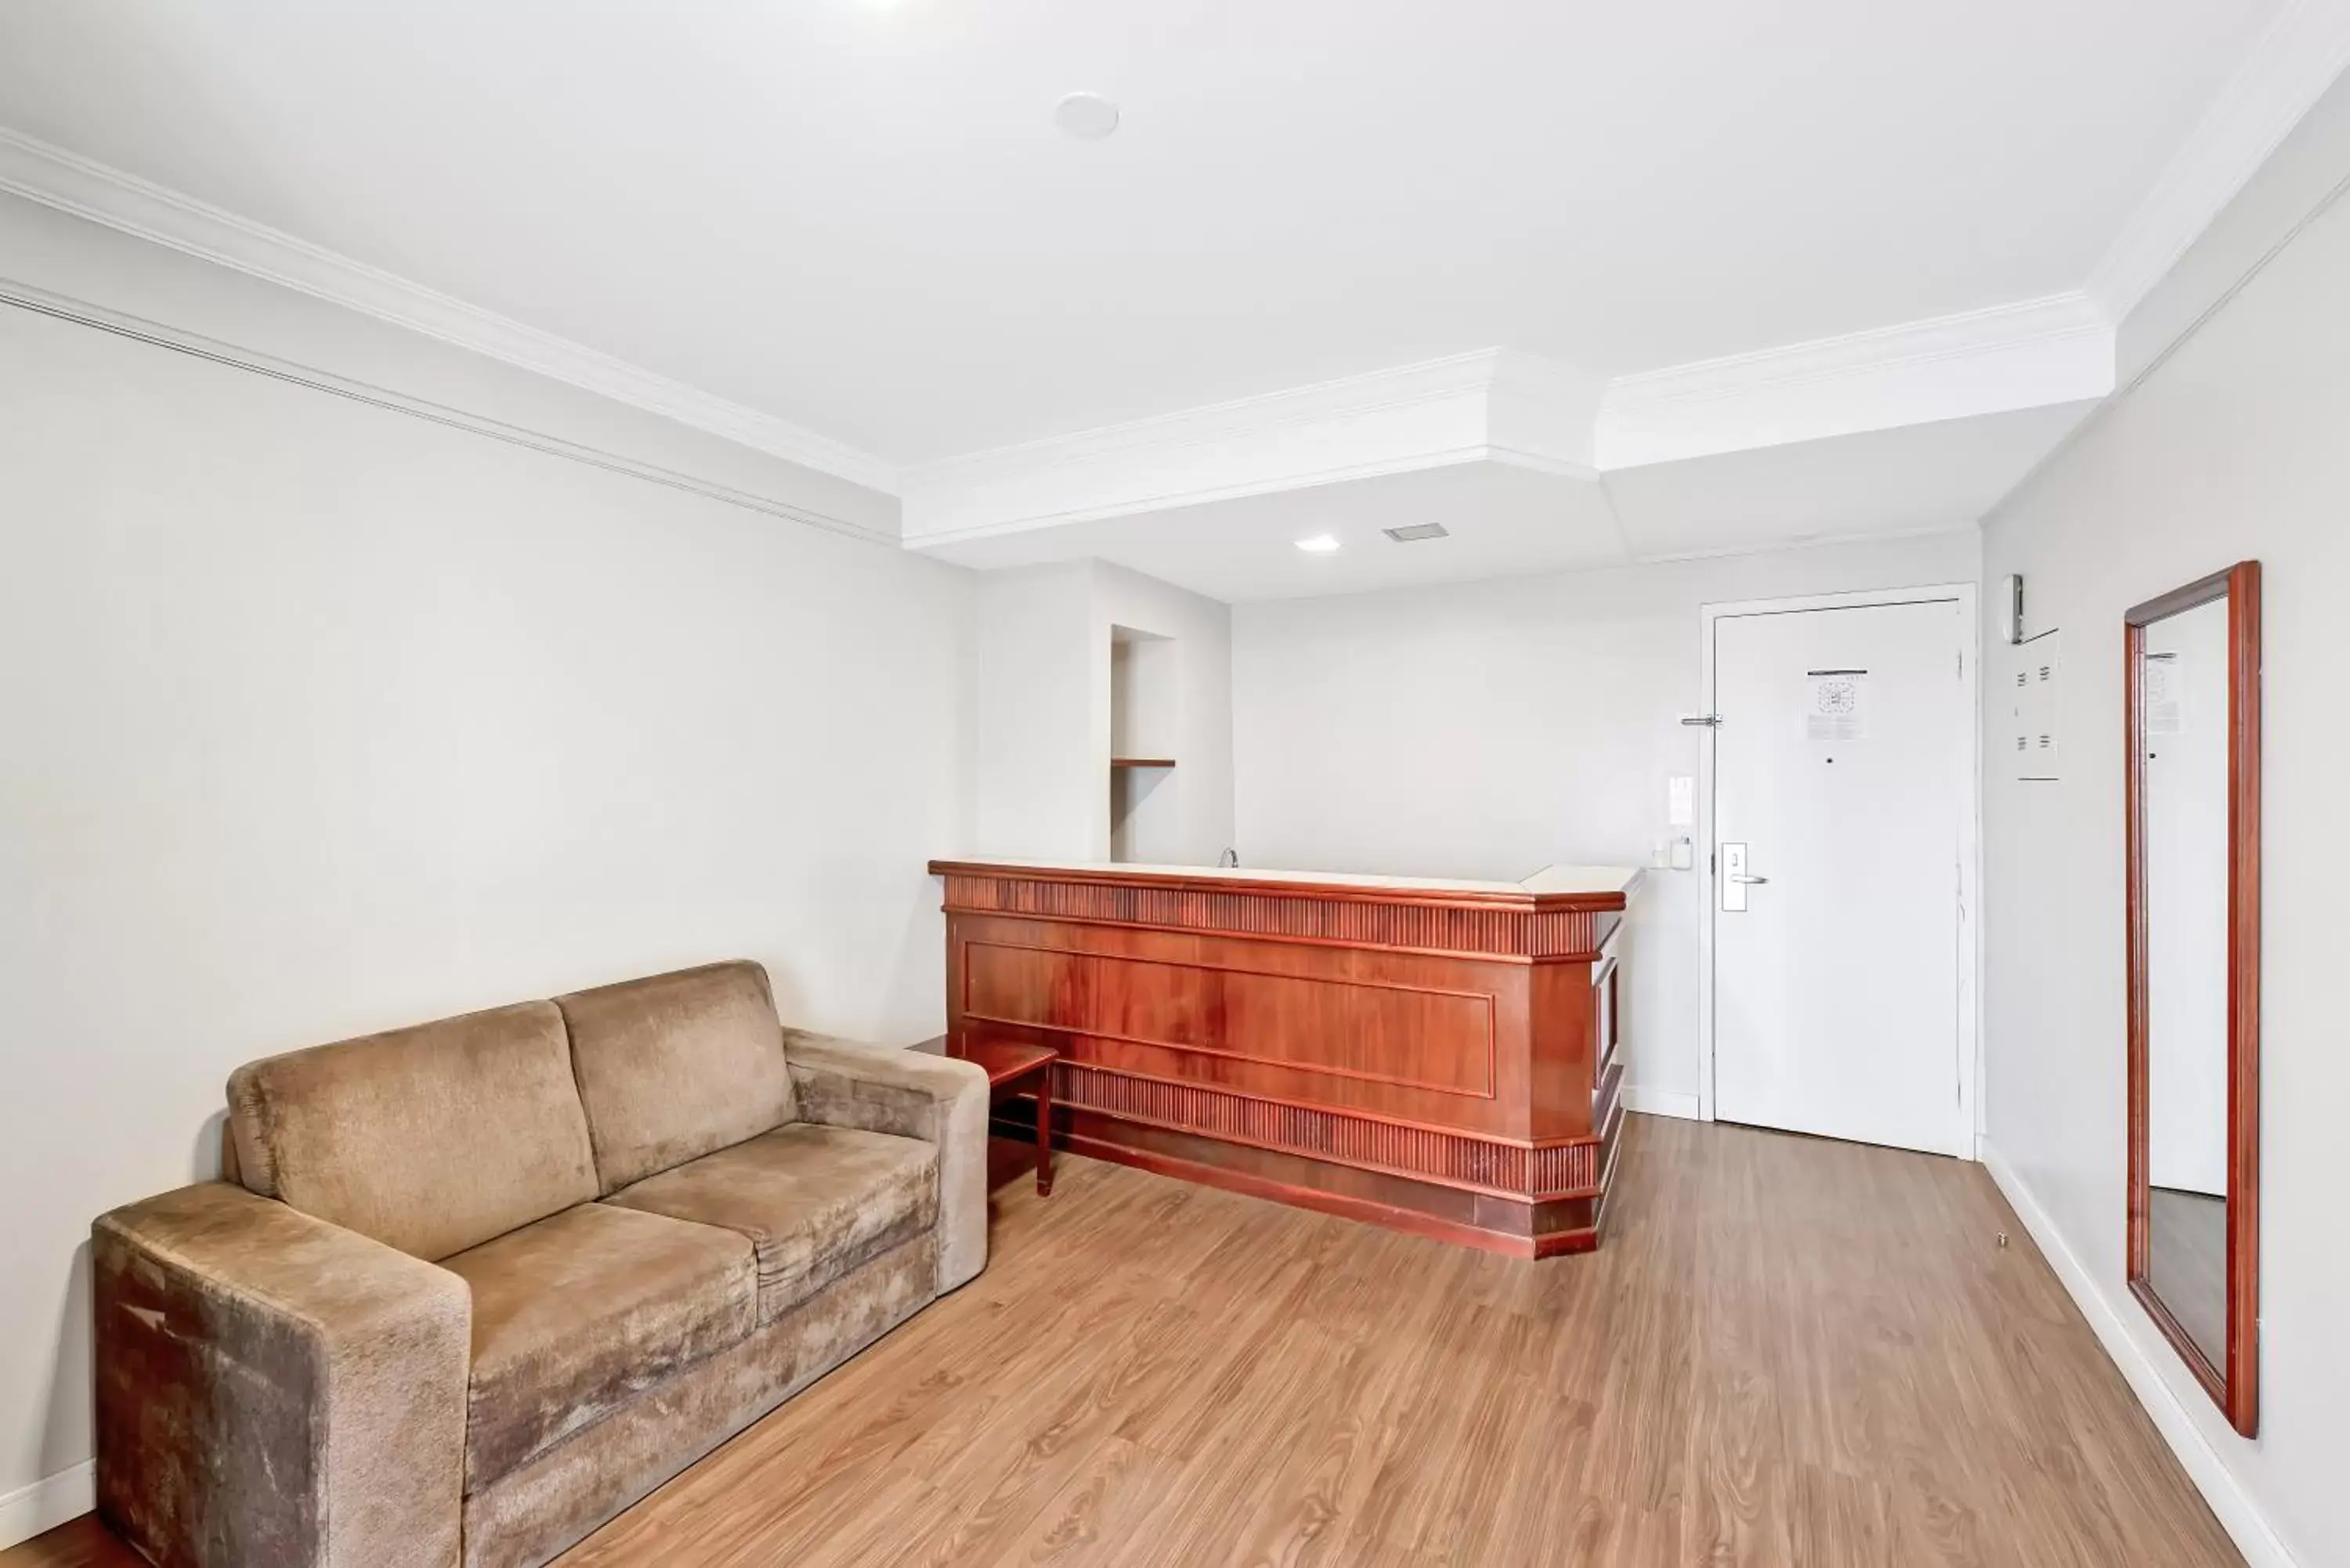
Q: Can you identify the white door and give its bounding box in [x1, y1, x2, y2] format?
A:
[1712, 598, 1968, 1157]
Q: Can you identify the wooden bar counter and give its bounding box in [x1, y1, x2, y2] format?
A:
[927, 858, 1640, 1256]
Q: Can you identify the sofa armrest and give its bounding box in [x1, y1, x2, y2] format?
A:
[783, 1031, 991, 1291]
[93, 1182, 471, 1568]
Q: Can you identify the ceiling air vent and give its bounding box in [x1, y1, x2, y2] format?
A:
[1382, 522, 1450, 543]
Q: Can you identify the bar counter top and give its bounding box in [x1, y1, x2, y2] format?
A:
[927, 857, 1641, 902]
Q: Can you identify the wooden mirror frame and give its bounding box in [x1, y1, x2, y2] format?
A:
[2124, 560, 2261, 1436]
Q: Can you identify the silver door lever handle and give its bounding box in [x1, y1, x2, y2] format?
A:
[1730, 873, 1770, 884]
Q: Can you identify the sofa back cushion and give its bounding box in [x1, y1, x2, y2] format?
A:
[559, 960, 798, 1193]
[226, 999, 599, 1261]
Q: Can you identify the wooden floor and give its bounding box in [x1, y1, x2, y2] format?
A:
[10, 1115, 2240, 1567]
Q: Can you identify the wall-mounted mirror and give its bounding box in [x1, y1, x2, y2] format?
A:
[2125, 561, 2260, 1436]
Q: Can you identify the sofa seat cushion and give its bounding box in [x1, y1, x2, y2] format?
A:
[604, 1124, 938, 1322]
[443, 1202, 757, 1491]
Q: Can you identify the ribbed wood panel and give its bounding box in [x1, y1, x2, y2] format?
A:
[1059, 1064, 1604, 1200]
[1530, 1137, 1600, 1198]
[943, 873, 1603, 959]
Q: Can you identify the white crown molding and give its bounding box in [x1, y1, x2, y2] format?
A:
[905, 302, 2117, 549]
[899, 349, 1607, 548]
[1486, 349, 1611, 476]
[0, 274, 899, 547]
[0, 125, 899, 496]
[2088, 0, 2350, 326]
[12, 114, 2095, 555]
[1594, 294, 2114, 471]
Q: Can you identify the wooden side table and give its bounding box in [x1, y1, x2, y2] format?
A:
[950, 1036, 1059, 1196]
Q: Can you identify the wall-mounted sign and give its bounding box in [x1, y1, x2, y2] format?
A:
[2005, 630, 2062, 782]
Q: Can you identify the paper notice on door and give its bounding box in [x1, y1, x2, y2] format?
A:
[2143, 652, 2184, 735]
[1806, 670, 1867, 742]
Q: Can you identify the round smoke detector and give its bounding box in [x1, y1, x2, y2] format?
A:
[1054, 92, 1120, 141]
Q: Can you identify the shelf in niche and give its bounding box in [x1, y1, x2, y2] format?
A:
[1110, 757, 1177, 770]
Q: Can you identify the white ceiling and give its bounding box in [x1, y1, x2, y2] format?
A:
[1600, 404, 2097, 561]
[938, 463, 1630, 600]
[932, 404, 2097, 602]
[2, 1, 2340, 602]
[0, 0, 2290, 464]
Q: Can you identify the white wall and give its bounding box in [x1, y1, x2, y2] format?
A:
[0, 204, 973, 1530]
[1231, 531, 1981, 1110]
[971, 562, 1099, 861]
[971, 558, 1235, 866]
[1978, 85, 2350, 1568]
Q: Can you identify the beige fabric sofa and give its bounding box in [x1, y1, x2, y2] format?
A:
[91, 960, 989, 1568]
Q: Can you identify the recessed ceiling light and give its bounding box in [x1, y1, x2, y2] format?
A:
[1295, 534, 1341, 554]
[1054, 92, 1121, 141]
[1383, 522, 1450, 543]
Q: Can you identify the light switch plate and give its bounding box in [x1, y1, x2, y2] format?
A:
[1668, 775, 1694, 826]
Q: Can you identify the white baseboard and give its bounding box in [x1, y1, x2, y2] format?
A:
[0, 1460, 92, 1550]
[1979, 1139, 2298, 1568]
[1622, 1084, 1701, 1120]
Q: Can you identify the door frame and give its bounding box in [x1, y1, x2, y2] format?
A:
[1694, 583, 1982, 1158]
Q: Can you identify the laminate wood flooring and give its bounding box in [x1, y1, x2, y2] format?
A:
[7, 1116, 2241, 1567]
